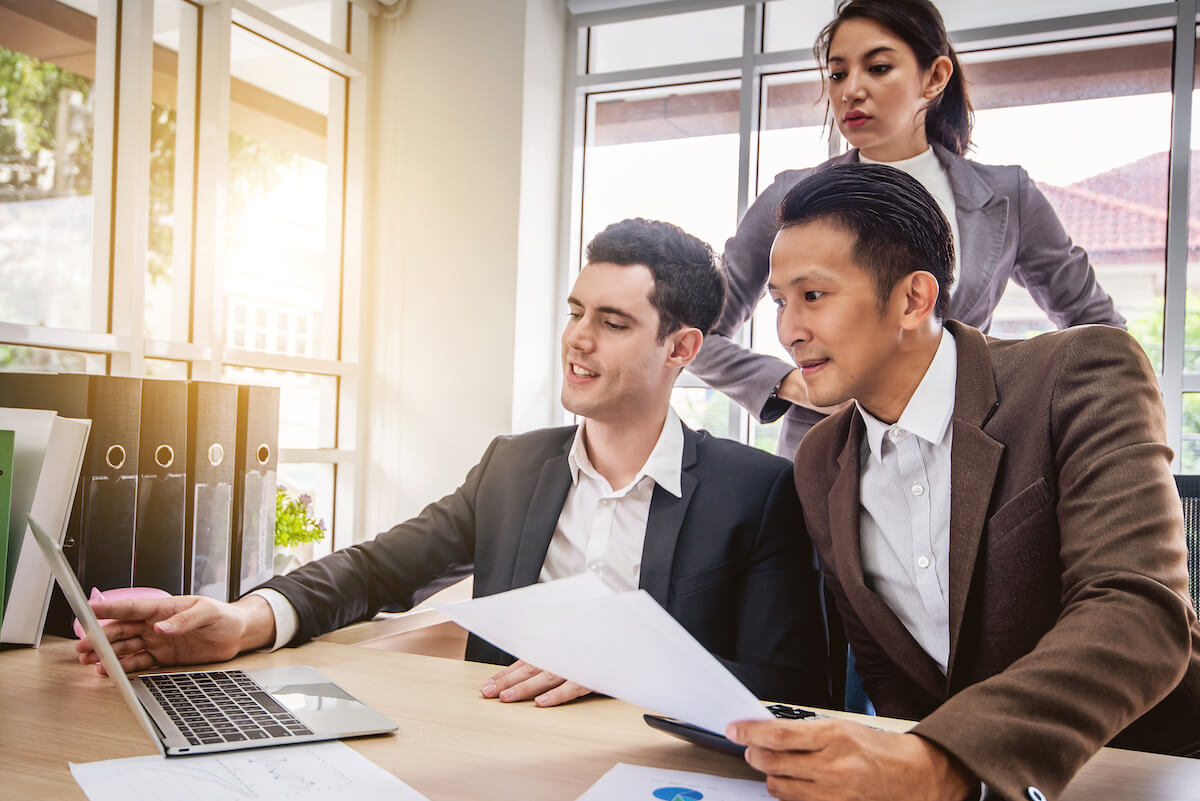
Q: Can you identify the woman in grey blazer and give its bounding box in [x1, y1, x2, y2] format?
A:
[689, 0, 1124, 460]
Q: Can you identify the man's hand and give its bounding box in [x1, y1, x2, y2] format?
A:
[480, 659, 591, 707]
[726, 718, 975, 801]
[777, 369, 854, 415]
[75, 594, 276, 675]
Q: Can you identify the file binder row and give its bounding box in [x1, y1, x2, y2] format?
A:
[0, 374, 280, 637]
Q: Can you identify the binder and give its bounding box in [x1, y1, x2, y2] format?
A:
[0, 415, 90, 646]
[0, 429, 13, 629]
[132, 379, 188, 594]
[185, 381, 237, 600]
[0, 373, 142, 635]
[229, 385, 279, 600]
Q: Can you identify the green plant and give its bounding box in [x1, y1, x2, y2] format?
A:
[274, 487, 326, 549]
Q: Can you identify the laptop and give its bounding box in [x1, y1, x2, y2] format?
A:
[27, 513, 398, 756]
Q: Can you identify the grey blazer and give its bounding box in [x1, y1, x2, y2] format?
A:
[688, 143, 1125, 460]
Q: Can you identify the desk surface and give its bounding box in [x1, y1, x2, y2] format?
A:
[3, 637, 1199, 801]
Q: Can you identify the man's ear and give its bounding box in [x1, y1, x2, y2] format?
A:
[666, 327, 704, 368]
[895, 271, 940, 330]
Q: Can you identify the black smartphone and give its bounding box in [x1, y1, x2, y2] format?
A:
[644, 704, 817, 756]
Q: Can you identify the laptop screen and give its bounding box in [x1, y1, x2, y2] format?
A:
[26, 513, 167, 756]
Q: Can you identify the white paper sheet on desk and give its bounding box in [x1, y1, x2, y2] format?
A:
[435, 572, 772, 734]
[576, 763, 772, 800]
[69, 741, 431, 801]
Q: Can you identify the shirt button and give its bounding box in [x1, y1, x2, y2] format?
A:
[889, 427, 907, 440]
[911, 484, 925, 496]
[916, 555, 931, 569]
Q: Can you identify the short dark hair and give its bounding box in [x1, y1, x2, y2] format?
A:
[585, 218, 726, 340]
[778, 163, 954, 318]
[816, 0, 974, 155]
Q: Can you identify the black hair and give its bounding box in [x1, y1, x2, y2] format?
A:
[585, 218, 726, 340]
[815, 0, 973, 155]
[778, 163, 954, 318]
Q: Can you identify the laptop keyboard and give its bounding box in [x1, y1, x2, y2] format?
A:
[141, 670, 313, 746]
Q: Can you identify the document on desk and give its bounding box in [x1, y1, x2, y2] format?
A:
[435, 572, 772, 735]
[577, 763, 771, 800]
[69, 741, 431, 801]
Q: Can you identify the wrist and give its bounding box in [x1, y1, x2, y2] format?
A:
[233, 594, 277, 652]
[905, 734, 975, 801]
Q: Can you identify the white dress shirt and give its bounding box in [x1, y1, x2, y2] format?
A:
[861, 147, 961, 290]
[856, 331, 957, 672]
[254, 408, 686, 650]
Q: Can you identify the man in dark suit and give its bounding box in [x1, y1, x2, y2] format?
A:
[727, 164, 1200, 801]
[77, 218, 829, 708]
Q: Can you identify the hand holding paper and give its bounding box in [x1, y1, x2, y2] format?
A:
[436, 573, 772, 734]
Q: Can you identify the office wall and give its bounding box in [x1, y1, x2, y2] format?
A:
[362, 0, 567, 536]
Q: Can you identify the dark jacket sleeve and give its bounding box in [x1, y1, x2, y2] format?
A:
[1010, 166, 1126, 329]
[720, 462, 830, 707]
[254, 437, 501, 644]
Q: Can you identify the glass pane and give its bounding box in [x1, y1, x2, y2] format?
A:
[936, 0, 1162, 32]
[588, 7, 743, 73]
[1187, 27, 1200, 373]
[671, 386, 735, 440]
[146, 0, 198, 343]
[763, 0, 834, 54]
[277, 463, 333, 566]
[965, 33, 1171, 368]
[0, 345, 103, 374]
[1183, 395, 1200, 473]
[582, 80, 740, 260]
[750, 416, 783, 454]
[266, 1, 345, 50]
[144, 358, 188, 380]
[758, 70, 830, 193]
[224, 26, 342, 361]
[0, 4, 97, 331]
[223, 366, 337, 449]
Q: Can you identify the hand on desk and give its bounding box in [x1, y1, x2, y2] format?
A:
[726, 717, 974, 801]
[481, 659, 592, 707]
[75, 594, 276, 675]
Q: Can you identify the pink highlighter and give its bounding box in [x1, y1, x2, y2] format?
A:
[74, 586, 172, 639]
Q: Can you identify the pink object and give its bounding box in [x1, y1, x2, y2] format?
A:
[73, 586, 172, 639]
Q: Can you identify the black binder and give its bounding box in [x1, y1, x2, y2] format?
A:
[132, 379, 188, 594]
[185, 381, 237, 600]
[229, 385, 279, 600]
[0, 373, 142, 636]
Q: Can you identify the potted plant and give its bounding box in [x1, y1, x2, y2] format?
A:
[274, 486, 327, 574]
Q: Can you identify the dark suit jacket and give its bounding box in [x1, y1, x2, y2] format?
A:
[796, 320, 1200, 801]
[689, 143, 1125, 459]
[261, 424, 829, 704]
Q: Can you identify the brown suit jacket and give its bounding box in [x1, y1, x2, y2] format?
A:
[796, 320, 1200, 801]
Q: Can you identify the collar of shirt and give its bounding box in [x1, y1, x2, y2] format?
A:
[858, 145, 938, 171]
[567, 406, 685, 498]
[857, 330, 957, 463]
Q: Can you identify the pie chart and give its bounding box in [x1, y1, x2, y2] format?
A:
[652, 788, 703, 801]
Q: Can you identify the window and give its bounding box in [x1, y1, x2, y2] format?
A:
[0, 0, 369, 549]
[565, 2, 1198, 466]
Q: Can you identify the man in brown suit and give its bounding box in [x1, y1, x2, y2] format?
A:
[727, 163, 1200, 801]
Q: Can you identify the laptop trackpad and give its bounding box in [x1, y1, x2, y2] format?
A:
[248, 666, 397, 737]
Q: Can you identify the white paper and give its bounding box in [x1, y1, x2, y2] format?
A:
[576, 763, 772, 801]
[435, 572, 772, 735]
[69, 741, 431, 801]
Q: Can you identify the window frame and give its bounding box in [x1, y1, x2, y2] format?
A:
[562, 0, 1198, 468]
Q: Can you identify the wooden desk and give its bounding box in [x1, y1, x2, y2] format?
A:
[3, 637, 1199, 801]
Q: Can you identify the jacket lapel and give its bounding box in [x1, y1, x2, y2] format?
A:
[639, 426, 699, 608]
[829, 414, 947, 699]
[934, 143, 1010, 323]
[510, 436, 573, 588]
[943, 321, 1004, 679]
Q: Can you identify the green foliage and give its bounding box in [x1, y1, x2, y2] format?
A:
[275, 487, 326, 548]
